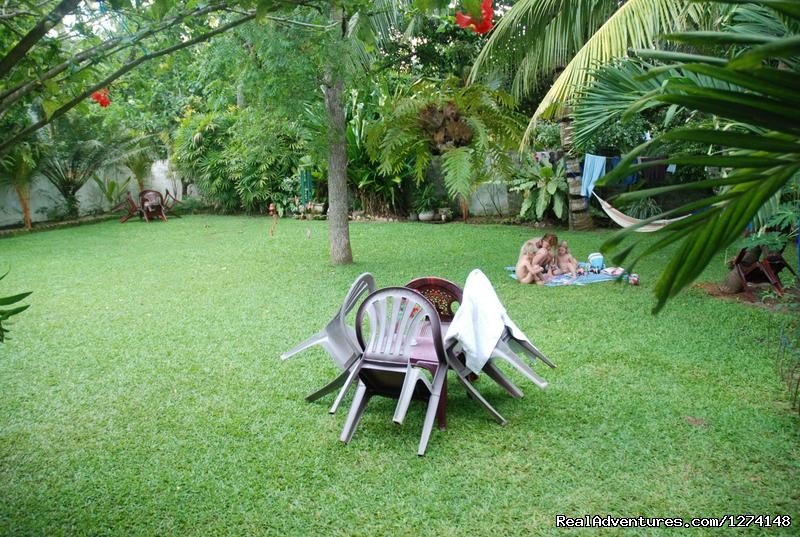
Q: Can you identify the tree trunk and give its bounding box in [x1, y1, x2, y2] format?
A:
[15, 184, 32, 230]
[323, 74, 353, 265]
[322, 6, 353, 265]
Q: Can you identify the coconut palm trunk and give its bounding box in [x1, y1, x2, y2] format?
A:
[15, 184, 32, 230]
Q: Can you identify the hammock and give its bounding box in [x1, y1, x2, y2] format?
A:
[593, 193, 688, 232]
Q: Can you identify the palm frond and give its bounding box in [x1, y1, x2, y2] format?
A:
[528, 0, 696, 127]
[594, 7, 800, 311]
[441, 146, 474, 200]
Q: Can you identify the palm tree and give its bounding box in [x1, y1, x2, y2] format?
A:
[571, 0, 800, 311]
[469, 0, 727, 142]
[38, 139, 113, 219]
[0, 141, 38, 230]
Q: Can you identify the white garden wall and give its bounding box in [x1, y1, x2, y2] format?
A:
[0, 159, 180, 228]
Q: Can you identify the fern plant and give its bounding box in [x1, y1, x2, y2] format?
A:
[365, 77, 526, 208]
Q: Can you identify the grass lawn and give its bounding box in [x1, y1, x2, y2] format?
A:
[1, 215, 798, 535]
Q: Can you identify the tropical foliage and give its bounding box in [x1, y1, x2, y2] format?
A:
[0, 140, 38, 230]
[171, 108, 306, 214]
[365, 77, 525, 204]
[37, 115, 148, 218]
[508, 155, 568, 222]
[0, 269, 31, 343]
[581, 0, 800, 312]
[0, 1, 258, 156]
[470, 0, 730, 142]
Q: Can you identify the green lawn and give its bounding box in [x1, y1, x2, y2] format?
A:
[1, 216, 798, 536]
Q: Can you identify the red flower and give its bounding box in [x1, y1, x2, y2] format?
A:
[91, 88, 111, 108]
[455, 0, 494, 35]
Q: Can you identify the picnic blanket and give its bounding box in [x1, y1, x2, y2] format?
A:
[505, 264, 627, 286]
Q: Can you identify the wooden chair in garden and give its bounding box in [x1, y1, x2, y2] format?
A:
[138, 190, 168, 222]
[112, 192, 142, 223]
[734, 246, 798, 297]
[163, 189, 182, 218]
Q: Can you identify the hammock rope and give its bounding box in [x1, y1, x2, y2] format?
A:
[592, 192, 688, 233]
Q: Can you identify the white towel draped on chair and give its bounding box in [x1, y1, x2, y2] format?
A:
[444, 269, 531, 374]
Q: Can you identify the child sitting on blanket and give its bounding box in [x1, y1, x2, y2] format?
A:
[516, 234, 557, 284]
[515, 239, 544, 284]
[554, 241, 584, 278]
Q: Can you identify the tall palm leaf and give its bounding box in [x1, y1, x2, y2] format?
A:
[592, 0, 800, 312]
[470, 0, 722, 144]
[0, 269, 31, 343]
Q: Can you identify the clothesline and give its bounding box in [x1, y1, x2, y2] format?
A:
[581, 153, 677, 197]
[577, 153, 682, 232]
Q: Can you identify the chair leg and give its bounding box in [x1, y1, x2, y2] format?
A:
[446, 355, 506, 425]
[482, 360, 524, 398]
[393, 367, 424, 425]
[340, 382, 369, 443]
[736, 265, 756, 299]
[510, 337, 556, 369]
[305, 369, 350, 403]
[329, 361, 363, 414]
[436, 380, 447, 431]
[280, 331, 326, 360]
[418, 367, 448, 456]
[493, 342, 549, 390]
[761, 261, 785, 295]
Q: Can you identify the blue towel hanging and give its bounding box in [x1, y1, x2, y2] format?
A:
[581, 154, 607, 197]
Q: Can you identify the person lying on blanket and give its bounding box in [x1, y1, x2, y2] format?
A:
[515, 233, 557, 285]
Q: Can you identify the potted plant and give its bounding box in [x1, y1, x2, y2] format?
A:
[414, 185, 438, 222]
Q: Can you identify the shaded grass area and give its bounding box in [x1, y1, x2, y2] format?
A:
[1, 215, 798, 535]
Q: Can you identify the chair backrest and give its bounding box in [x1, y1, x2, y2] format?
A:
[340, 273, 376, 320]
[356, 287, 445, 366]
[139, 190, 163, 205]
[405, 277, 462, 323]
[325, 273, 375, 368]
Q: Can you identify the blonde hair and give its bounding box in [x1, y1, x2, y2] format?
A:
[521, 239, 539, 256]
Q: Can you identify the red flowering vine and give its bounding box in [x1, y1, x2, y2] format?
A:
[91, 88, 111, 108]
[455, 0, 494, 35]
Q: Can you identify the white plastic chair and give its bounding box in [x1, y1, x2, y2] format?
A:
[332, 287, 449, 456]
[280, 273, 376, 403]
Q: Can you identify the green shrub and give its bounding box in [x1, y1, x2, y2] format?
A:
[508, 156, 568, 222]
[172, 109, 305, 214]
